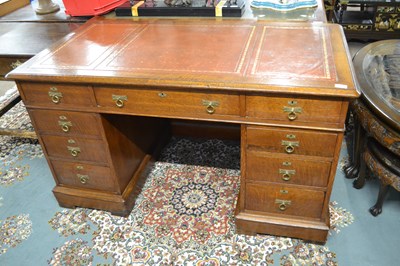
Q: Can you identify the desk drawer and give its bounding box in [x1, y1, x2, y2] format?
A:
[246, 95, 343, 124]
[29, 110, 102, 137]
[246, 126, 338, 157]
[41, 135, 108, 163]
[94, 87, 240, 118]
[19, 82, 96, 108]
[246, 150, 331, 187]
[245, 183, 324, 219]
[51, 160, 117, 192]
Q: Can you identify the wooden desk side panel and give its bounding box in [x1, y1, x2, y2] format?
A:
[100, 115, 169, 192]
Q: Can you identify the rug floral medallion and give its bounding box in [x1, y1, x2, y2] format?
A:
[0, 103, 355, 265]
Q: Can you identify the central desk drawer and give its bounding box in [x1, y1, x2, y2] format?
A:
[245, 183, 325, 219]
[41, 135, 108, 163]
[51, 160, 117, 192]
[246, 126, 338, 157]
[29, 110, 102, 137]
[94, 87, 240, 118]
[246, 150, 331, 187]
[19, 82, 96, 108]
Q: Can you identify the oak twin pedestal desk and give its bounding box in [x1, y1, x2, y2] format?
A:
[7, 18, 359, 243]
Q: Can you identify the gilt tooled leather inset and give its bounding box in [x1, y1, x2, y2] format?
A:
[250, 26, 337, 81]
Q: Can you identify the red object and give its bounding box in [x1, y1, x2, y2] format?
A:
[62, 0, 127, 16]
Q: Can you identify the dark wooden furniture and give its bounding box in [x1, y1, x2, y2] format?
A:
[333, 0, 400, 40]
[7, 18, 359, 242]
[344, 40, 400, 216]
[0, 1, 86, 138]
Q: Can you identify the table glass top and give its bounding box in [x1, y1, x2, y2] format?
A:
[354, 40, 400, 129]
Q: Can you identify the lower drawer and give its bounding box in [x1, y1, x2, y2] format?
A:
[245, 183, 325, 219]
[246, 150, 331, 187]
[41, 135, 108, 163]
[51, 160, 118, 193]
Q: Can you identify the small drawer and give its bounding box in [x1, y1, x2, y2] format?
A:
[94, 87, 240, 118]
[245, 183, 324, 219]
[246, 126, 338, 157]
[19, 82, 96, 108]
[41, 135, 108, 163]
[246, 150, 331, 187]
[246, 95, 344, 124]
[29, 109, 102, 137]
[51, 160, 117, 192]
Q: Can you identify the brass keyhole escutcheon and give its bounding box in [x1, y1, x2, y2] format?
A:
[158, 92, 167, 98]
[206, 104, 215, 114]
[285, 145, 295, 154]
[282, 173, 291, 181]
[287, 111, 297, 121]
[115, 99, 124, 108]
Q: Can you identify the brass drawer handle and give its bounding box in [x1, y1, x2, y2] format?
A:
[285, 145, 295, 154]
[282, 140, 299, 154]
[288, 111, 297, 121]
[67, 146, 81, 157]
[283, 107, 302, 121]
[282, 173, 291, 181]
[77, 174, 89, 184]
[202, 100, 219, 115]
[48, 87, 63, 104]
[275, 199, 291, 211]
[279, 169, 296, 181]
[58, 121, 72, 133]
[112, 95, 128, 108]
[282, 141, 299, 154]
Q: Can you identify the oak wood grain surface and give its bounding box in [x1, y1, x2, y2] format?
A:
[7, 18, 360, 242]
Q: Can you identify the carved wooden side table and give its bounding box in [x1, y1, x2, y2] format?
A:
[344, 40, 400, 216]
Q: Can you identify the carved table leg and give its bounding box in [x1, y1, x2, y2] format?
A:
[369, 182, 389, 217]
[345, 114, 366, 179]
[353, 149, 367, 189]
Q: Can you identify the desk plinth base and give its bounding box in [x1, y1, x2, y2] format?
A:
[53, 154, 153, 217]
[53, 187, 134, 216]
[235, 212, 330, 243]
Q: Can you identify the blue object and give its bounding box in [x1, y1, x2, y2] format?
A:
[250, 0, 318, 11]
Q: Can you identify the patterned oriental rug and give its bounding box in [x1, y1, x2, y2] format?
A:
[1, 101, 396, 265]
